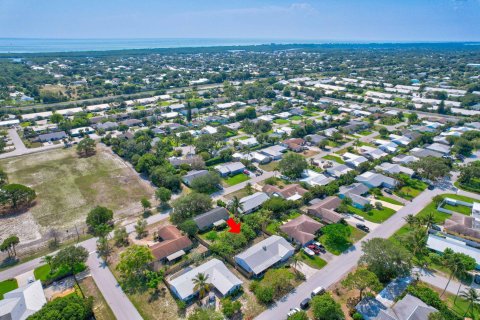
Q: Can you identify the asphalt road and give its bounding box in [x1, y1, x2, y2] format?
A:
[256, 186, 446, 320]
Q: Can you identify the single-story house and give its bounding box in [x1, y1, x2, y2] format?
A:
[326, 164, 354, 178]
[238, 137, 258, 147]
[343, 120, 369, 133]
[95, 121, 118, 131]
[70, 126, 95, 137]
[339, 183, 371, 209]
[282, 138, 306, 152]
[193, 207, 230, 231]
[300, 170, 334, 187]
[234, 235, 295, 277]
[262, 184, 307, 201]
[307, 196, 344, 224]
[168, 259, 242, 301]
[259, 145, 287, 160]
[239, 192, 270, 214]
[201, 125, 218, 135]
[409, 147, 443, 159]
[214, 162, 245, 177]
[182, 170, 210, 186]
[323, 127, 339, 137]
[343, 152, 368, 168]
[389, 134, 411, 146]
[427, 234, 480, 269]
[363, 147, 388, 160]
[375, 162, 414, 177]
[280, 214, 323, 246]
[355, 171, 397, 189]
[391, 154, 419, 164]
[305, 134, 327, 146]
[0, 280, 47, 320]
[150, 225, 193, 266]
[120, 118, 143, 127]
[35, 131, 67, 142]
[425, 143, 451, 155]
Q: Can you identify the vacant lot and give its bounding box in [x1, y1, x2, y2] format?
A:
[0, 146, 153, 243]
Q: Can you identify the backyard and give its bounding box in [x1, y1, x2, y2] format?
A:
[0, 146, 154, 244]
[0, 278, 18, 299]
[296, 251, 327, 269]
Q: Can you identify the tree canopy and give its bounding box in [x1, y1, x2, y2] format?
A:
[278, 152, 308, 179]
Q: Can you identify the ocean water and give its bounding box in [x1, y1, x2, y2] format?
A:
[0, 38, 309, 53]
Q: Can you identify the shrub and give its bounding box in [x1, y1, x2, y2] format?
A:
[221, 298, 242, 318]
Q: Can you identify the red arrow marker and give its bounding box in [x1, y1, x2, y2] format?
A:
[226, 218, 241, 234]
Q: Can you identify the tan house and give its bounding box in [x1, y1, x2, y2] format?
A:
[280, 214, 323, 246]
[307, 196, 344, 224]
[150, 225, 193, 268]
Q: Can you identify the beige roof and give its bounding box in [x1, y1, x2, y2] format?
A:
[263, 184, 308, 199]
[280, 215, 323, 245]
[150, 225, 192, 260]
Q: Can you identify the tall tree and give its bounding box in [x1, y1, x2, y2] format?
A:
[52, 246, 89, 297]
[192, 272, 211, 299]
[341, 268, 382, 300]
[86, 206, 113, 236]
[76, 137, 96, 157]
[228, 196, 243, 218]
[278, 152, 308, 179]
[460, 288, 480, 318]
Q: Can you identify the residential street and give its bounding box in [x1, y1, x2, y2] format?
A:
[256, 186, 447, 320]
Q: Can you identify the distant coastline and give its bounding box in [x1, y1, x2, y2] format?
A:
[1, 38, 479, 54]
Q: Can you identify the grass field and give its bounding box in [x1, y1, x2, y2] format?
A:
[289, 115, 303, 121]
[296, 251, 327, 269]
[376, 195, 403, 205]
[348, 205, 396, 223]
[442, 203, 472, 215]
[0, 278, 18, 299]
[0, 146, 153, 242]
[258, 161, 279, 172]
[224, 173, 250, 186]
[34, 264, 51, 281]
[322, 154, 345, 164]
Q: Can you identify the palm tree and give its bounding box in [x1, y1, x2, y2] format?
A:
[460, 288, 480, 318]
[409, 228, 427, 258]
[422, 211, 436, 233]
[404, 214, 418, 228]
[441, 249, 462, 297]
[228, 196, 243, 218]
[192, 273, 211, 299]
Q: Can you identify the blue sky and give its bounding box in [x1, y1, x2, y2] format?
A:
[1, 0, 479, 41]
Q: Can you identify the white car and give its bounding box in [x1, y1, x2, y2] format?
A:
[287, 308, 301, 317]
[303, 247, 315, 256]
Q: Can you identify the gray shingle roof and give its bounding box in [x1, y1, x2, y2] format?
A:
[193, 207, 230, 230]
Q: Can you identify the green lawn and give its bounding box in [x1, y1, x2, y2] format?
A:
[348, 205, 396, 223]
[34, 264, 51, 281]
[224, 173, 250, 186]
[296, 252, 327, 269]
[376, 195, 403, 206]
[289, 115, 303, 121]
[322, 154, 345, 164]
[274, 119, 289, 124]
[0, 279, 18, 299]
[395, 186, 421, 200]
[258, 161, 279, 172]
[442, 203, 472, 215]
[358, 130, 372, 136]
[455, 179, 480, 194]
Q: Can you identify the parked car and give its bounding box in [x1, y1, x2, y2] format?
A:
[303, 247, 315, 257]
[300, 298, 311, 310]
[243, 170, 250, 175]
[312, 241, 326, 253]
[287, 308, 301, 317]
[356, 223, 370, 233]
[474, 274, 480, 285]
[384, 188, 393, 194]
[311, 286, 325, 297]
[307, 244, 321, 255]
[428, 184, 435, 190]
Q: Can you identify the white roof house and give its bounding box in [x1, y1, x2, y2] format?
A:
[235, 235, 295, 276]
[0, 280, 47, 320]
[427, 235, 480, 268]
[168, 259, 242, 301]
[238, 137, 258, 147]
[201, 125, 218, 135]
[239, 192, 270, 214]
[300, 170, 334, 187]
[375, 162, 415, 177]
[425, 143, 451, 155]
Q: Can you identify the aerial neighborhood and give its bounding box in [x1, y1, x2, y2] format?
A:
[1, 42, 480, 320]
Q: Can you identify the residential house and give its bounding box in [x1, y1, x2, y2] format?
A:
[260, 145, 287, 160]
[392, 154, 419, 164]
[238, 192, 270, 214]
[344, 120, 369, 134]
[427, 234, 480, 268]
[234, 235, 295, 277]
[193, 207, 230, 231]
[35, 131, 67, 142]
[168, 259, 242, 301]
[326, 164, 353, 178]
[375, 162, 414, 177]
[362, 147, 388, 160]
[150, 225, 193, 267]
[305, 134, 327, 146]
[282, 138, 306, 152]
[238, 137, 258, 148]
[182, 170, 210, 186]
[169, 155, 204, 168]
[201, 125, 218, 135]
[300, 170, 334, 187]
[355, 171, 397, 189]
[425, 143, 451, 155]
[95, 121, 118, 131]
[389, 134, 411, 146]
[120, 118, 143, 127]
[263, 184, 308, 201]
[214, 162, 245, 177]
[339, 183, 371, 209]
[343, 152, 368, 168]
[410, 147, 443, 158]
[323, 127, 339, 137]
[0, 280, 47, 320]
[280, 214, 323, 246]
[307, 196, 344, 224]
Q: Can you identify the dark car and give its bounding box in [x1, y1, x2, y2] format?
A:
[300, 298, 311, 310]
[356, 223, 370, 232]
[384, 188, 393, 194]
[428, 184, 435, 190]
[474, 274, 480, 285]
